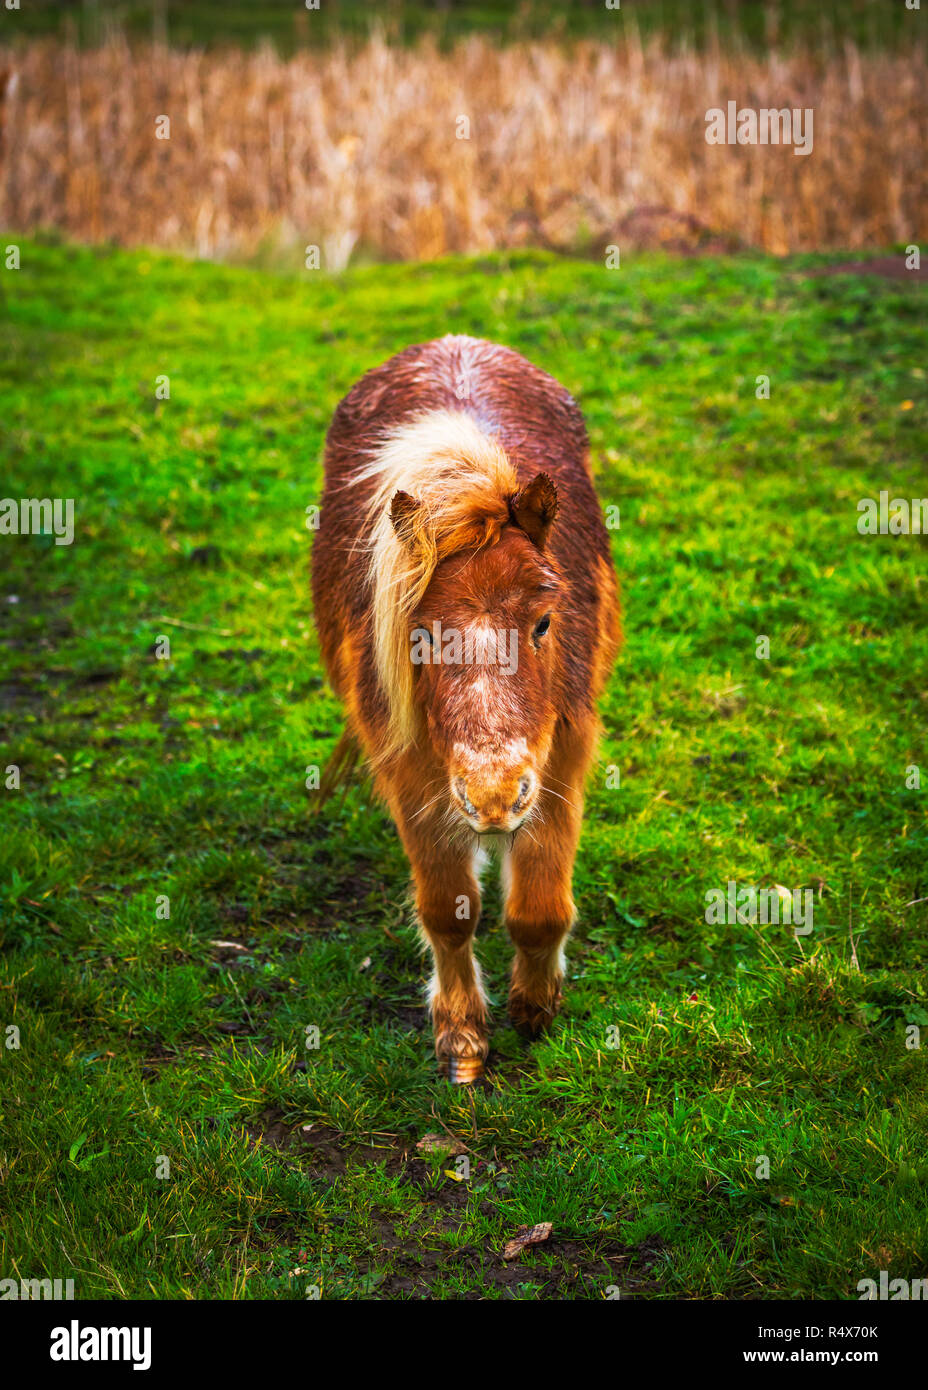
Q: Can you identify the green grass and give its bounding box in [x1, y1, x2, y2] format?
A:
[0, 238, 926, 1299]
[3, 0, 914, 53]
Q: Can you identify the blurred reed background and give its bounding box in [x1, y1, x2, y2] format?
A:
[0, 4, 925, 266]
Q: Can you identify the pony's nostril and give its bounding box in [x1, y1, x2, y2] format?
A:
[454, 778, 478, 817]
[512, 776, 533, 812]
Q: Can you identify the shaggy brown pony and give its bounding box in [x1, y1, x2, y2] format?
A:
[312, 335, 620, 1081]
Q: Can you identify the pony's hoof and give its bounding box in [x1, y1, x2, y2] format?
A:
[447, 1055, 484, 1085]
[510, 1014, 549, 1040]
[508, 990, 561, 1039]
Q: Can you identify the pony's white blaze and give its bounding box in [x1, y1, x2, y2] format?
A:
[351, 409, 517, 755]
[453, 737, 531, 763]
[455, 618, 522, 727]
[461, 668, 514, 723]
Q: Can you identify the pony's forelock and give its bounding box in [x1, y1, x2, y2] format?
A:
[353, 410, 518, 757]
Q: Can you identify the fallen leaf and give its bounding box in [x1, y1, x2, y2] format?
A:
[502, 1222, 553, 1260]
[416, 1132, 466, 1157]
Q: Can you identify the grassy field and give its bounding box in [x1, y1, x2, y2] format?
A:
[0, 240, 926, 1299]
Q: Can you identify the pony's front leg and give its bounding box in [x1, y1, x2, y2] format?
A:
[503, 740, 587, 1038]
[394, 804, 487, 1081]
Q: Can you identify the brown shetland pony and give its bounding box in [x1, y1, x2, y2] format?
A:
[312, 335, 620, 1082]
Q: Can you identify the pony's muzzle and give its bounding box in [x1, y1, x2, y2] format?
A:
[451, 771, 537, 832]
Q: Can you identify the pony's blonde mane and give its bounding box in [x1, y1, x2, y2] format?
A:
[354, 409, 518, 756]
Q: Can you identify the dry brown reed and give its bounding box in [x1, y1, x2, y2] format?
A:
[0, 33, 924, 264]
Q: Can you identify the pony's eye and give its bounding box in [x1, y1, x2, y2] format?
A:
[532, 614, 551, 641]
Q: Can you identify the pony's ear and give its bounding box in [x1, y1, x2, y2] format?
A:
[510, 472, 558, 549]
[390, 489, 424, 553]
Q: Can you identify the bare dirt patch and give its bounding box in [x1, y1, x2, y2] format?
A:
[246, 1108, 665, 1298]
